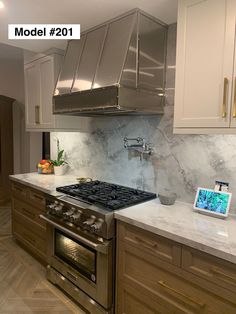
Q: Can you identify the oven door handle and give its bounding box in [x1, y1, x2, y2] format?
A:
[39, 215, 109, 254]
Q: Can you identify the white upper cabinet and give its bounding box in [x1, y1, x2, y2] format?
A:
[174, 0, 236, 133]
[24, 53, 81, 131]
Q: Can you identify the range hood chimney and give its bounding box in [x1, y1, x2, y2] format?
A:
[53, 9, 167, 116]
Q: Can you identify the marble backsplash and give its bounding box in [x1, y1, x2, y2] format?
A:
[51, 24, 236, 213]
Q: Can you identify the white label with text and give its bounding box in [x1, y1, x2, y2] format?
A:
[8, 24, 80, 39]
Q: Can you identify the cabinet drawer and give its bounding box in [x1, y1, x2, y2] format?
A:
[11, 182, 46, 211]
[12, 198, 46, 228]
[28, 188, 46, 210]
[118, 222, 181, 266]
[12, 212, 46, 258]
[12, 209, 46, 241]
[12, 182, 28, 200]
[182, 247, 236, 294]
[120, 242, 236, 314]
[117, 280, 172, 314]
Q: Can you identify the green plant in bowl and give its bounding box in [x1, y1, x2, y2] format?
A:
[49, 139, 67, 167]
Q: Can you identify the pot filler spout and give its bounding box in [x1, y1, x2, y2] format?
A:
[53, 9, 167, 116]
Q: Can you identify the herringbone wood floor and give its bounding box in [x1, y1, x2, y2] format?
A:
[0, 205, 85, 313]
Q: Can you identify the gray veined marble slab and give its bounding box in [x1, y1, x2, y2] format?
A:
[9, 172, 78, 195]
[114, 199, 236, 264]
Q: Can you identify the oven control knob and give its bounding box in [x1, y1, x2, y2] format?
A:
[54, 204, 63, 215]
[47, 203, 56, 211]
[63, 208, 75, 219]
[91, 218, 104, 232]
[69, 209, 82, 223]
[83, 215, 96, 226]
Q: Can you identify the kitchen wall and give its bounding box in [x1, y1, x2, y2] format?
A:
[51, 24, 236, 214]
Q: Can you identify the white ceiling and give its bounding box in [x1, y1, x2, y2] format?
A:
[0, 0, 178, 53]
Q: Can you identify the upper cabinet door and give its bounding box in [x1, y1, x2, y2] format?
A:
[24, 62, 41, 129]
[174, 0, 236, 129]
[230, 19, 236, 127]
[39, 56, 55, 128]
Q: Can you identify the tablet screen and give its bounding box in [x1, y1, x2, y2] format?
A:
[195, 189, 230, 215]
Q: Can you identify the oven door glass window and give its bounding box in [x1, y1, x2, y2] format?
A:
[54, 229, 96, 282]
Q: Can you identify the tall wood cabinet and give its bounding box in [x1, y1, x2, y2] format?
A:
[24, 53, 82, 132]
[174, 0, 236, 134]
[0, 96, 14, 204]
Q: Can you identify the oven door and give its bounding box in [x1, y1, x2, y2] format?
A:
[54, 229, 97, 282]
[41, 216, 113, 309]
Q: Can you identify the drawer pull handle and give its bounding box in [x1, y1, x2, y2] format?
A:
[211, 266, 236, 284]
[14, 186, 26, 195]
[134, 236, 158, 250]
[35, 105, 40, 124]
[22, 207, 35, 219]
[32, 193, 44, 202]
[157, 280, 205, 308]
[222, 77, 229, 118]
[233, 77, 236, 118]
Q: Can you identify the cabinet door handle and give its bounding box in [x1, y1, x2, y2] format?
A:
[35, 105, 40, 124]
[157, 280, 205, 308]
[31, 193, 44, 203]
[211, 266, 236, 284]
[222, 77, 229, 118]
[233, 77, 236, 118]
[134, 236, 158, 250]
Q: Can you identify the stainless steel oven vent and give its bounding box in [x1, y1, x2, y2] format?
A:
[53, 9, 167, 116]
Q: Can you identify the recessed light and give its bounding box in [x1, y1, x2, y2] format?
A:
[0, 1, 4, 9]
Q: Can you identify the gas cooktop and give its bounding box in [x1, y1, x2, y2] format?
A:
[56, 180, 156, 211]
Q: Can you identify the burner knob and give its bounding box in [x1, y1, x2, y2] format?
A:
[69, 209, 82, 223]
[63, 208, 75, 220]
[91, 218, 104, 232]
[83, 215, 96, 226]
[54, 204, 64, 215]
[47, 203, 56, 211]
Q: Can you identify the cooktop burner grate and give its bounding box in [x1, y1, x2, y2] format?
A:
[56, 180, 156, 211]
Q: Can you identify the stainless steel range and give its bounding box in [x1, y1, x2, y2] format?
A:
[40, 180, 156, 314]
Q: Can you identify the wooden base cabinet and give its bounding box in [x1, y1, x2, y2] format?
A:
[116, 222, 236, 314]
[11, 181, 47, 263]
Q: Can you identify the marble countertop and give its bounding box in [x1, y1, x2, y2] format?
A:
[10, 173, 236, 264]
[115, 200, 236, 264]
[9, 172, 78, 196]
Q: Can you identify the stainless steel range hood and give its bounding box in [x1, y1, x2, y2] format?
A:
[53, 9, 167, 116]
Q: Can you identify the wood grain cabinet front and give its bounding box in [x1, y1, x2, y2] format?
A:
[118, 222, 181, 266]
[11, 182, 47, 263]
[116, 221, 236, 314]
[182, 246, 236, 294]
